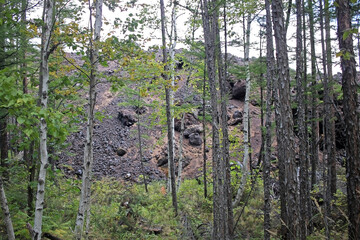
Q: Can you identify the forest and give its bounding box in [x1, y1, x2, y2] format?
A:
[0, 0, 359, 239]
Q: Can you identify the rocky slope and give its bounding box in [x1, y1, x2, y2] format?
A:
[57, 53, 265, 183]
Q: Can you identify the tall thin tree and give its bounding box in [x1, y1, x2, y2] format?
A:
[75, 0, 103, 238]
[295, 0, 309, 238]
[263, 0, 275, 239]
[336, 0, 360, 239]
[160, 0, 178, 216]
[201, 0, 233, 238]
[272, 0, 298, 238]
[33, 0, 54, 239]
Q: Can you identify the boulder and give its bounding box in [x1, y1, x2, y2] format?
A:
[228, 118, 242, 126]
[232, 80, 246, 101]
[184, 125, 203, 138]
[134, 106, 147, 115]
[233, 110, 243, 119]
[116, 147, 127, 157]
[174, 113, 198, 132]
[189, 133, 202, 146]
[118, 110, 136, 127]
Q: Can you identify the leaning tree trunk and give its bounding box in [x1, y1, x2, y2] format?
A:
[32, 1, 53, 239]
[75, 0, 103, 239]
[272, 0, 298, 238]
[0, 177, 15, 240]
[160, 0, 178, 216]
[336, 1, 360, 239]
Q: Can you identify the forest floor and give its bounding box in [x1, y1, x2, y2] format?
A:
[57, 55, 265, 183]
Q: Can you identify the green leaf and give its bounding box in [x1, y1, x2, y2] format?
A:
[343, 28, 358, 40]
[17, 117, 25, 125]
[24, 129, 33, 137]
[336, 51, 343, 58]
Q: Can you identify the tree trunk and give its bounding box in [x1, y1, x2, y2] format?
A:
[272, 0, 298, 238]
[233, 13, 251, 208]
[137, 88, 148, 193]
[201, 0, 232, 238]
[295, 0, 309, 238]
[319, 1, 331, 238]
[324, 0, 336, 199]
[75, 0, 103, 238]
[336, 1, 360, 239]
[0, 0, 7, 178]
[307, 0, 319, 191]
[26, 142, 35, 216]
[302, 0, 312, 232]
[202, 67, 207, 198]
[168, 0, 177, 193]
[0, 177, 15, 240]
[33, 1, 54, 239]
[216, 1, 233, 236]
[177, 113, 185, 190]
[160, 0, 178, 216]
[263, 1, 275, 239]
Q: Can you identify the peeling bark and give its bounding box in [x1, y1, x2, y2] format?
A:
[33, 1, 54, 239]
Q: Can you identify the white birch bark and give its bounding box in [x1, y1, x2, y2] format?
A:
[0, 178, 15, 240]
[33, 1, 53, 239]
[167, 1, 177, 191]
[160, 0, 178, 215]
[75, 0, 102, 239]
[233, 13, 251, 208]
[177, 113, 185, 190]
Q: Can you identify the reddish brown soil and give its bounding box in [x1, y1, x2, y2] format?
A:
[58, 57, 264, 183]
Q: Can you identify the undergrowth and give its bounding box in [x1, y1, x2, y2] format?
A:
[0, 165, 349, 239]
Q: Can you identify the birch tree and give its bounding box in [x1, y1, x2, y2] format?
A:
[232, 10, 252, 208]
[32, 1, 54, 239]
[160, 0, 178, 215]
[75, 0, 103, 238]
[0, 178, 14, 240]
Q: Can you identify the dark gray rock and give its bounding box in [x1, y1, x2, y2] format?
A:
[228, 118, 243, 126]
[232, 80, 246, 101]
[184, 125, 203, 138]
[233, 110, 243, 119]
[189, 133, 202, 146]
[116, 147, 127, 156]
[118, 111, 136, 127]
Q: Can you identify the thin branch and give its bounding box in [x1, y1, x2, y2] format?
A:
[61, 54, 91, 80]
